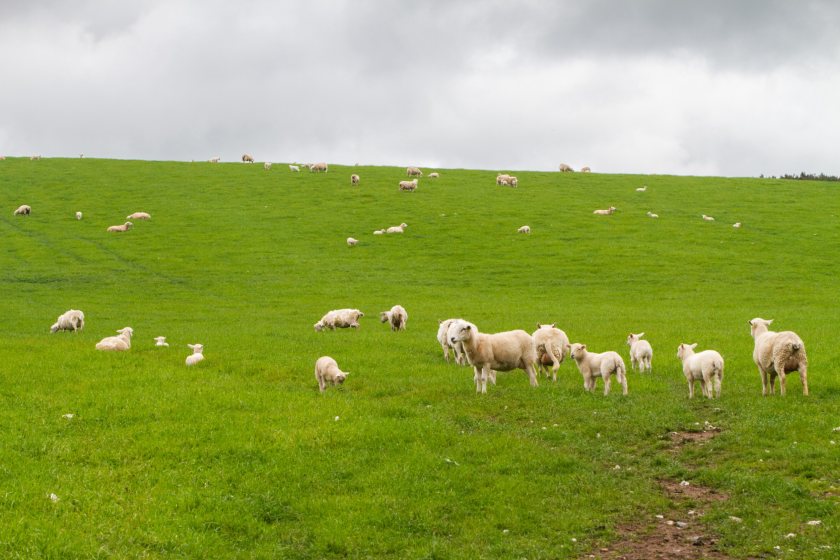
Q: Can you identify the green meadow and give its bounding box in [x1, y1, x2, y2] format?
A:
[1, 157, 838, 559]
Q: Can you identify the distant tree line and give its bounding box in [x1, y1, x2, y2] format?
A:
[760, 172, 840, 182]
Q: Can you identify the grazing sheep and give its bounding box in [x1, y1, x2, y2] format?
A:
[496, 174, 512, 185]
[581, 166, 591, 173]
[428, 172, 440, 178]
[626, 332, 653, 373]
[437, 318, 468, 365]
[314, 309, 364, 331]
[154, 336, 169, 347]
[0, 155, 5, 160]
[558, 163, 573, 172]
[646, 211, 659, 218]
[208, 156, 220, 163]
[498, 175, 518, 187]
[386, 223, 408, 234]
[75, 211, 83, 220]
[95, 327, 134, 351]
[570, 343, 628, 395]
[315, 356, 349, 393]
[346, 237, 358, 247]
[532, 323, 570, 381]
[749, 318, 809, 396]
[733, 222, 742, 228]
[30, 155, 42, 161]
[309, 162, 328, 173]
[399, 179, 418, 191]
[379, 305, 408, 331]
[517, 225, 531, 234]
[406, 167, 423, 177]
[126, 212, 151, 220]
[242, 154, 254, 163]
[702, 214, 715, 221]
[186, 343, 205, 366]
[636, 185, 647, 192]
[106, 222, 133, 232]
[50, 309, 85, 333]
[677, 343, 724, 399]
[264, 162, 272, 170]
[350, 174, 360, 185]
[450, 320, 539, 393]
[13, 204, 31, 216]
[593, 207, 616, 215]
[289, 164, 300, 172]
[373, 229, 385, 235]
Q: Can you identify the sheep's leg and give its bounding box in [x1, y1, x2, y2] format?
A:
[525, 363, 538, 387]
[769, 371, 778, 395]
[714, 374, 722, 398]
[687, 378, 694, 399]
[760, 369, 769, 396]
[603, 374, 611, 396]
[481, 366, 491, 394]
[489, 370, 497, 385]
[702, 372, 713, 399]
[473, 367, 482, 393]
[800, 364, 809, 396]
[775, 364, 787, 396]
[442, 345, 451, 363]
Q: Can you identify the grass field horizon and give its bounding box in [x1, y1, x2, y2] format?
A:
[1, 157, 838, 558]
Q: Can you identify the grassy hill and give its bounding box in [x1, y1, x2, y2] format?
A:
[1, 158, 838, 558]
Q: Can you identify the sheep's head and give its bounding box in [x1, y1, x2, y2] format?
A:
[188, 343, 204, 354]
[400, 223, 407, 228]
[379, 312, 390, 323]
[450, 321, 475, 344]
[677, 343, 698, 361]
[570, 343, 586, 360]
[50, 323, 60, 333]
[749, 318, 773, 338]
[125, 222, 133, 229]
[117, 327, 134, 337]
[335, 371, 349, 384]
[626, 332, 644, 345]
[314, 321, 324, 332]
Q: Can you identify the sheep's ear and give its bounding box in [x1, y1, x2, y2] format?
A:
[748, 319, 754, 326]
[536, 323, 542, 329]
[465, 324, 471, 330]
[767, 319, 773, 325]
[550, 323, 555, 328]
[580, 344, 587, 350]
[638, 332, 644, 338]
[690, 343, 698, 349]
[344, 371, 350, 376]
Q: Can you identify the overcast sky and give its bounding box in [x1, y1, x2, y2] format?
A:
[2, 1, 839, 176]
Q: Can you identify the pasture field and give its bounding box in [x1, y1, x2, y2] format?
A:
[1, 157, 839, 559]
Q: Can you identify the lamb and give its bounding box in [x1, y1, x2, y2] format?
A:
[749, 318, 809, 396]
[496, 174, 512, 185]
[581, 166, 591, 173]
[350, 174, 360, 185]
[499, 176, 518, 187]
[95, 327, 134, 351]
[309, 162, 328, 173]
[30, 155, 42, 161]
[106, 222, 133, 232]
[702, 214, 715, 221]
[677, 343, 724, 399]
[449, 320, 539, 393]
[386, 223, 408, 233]
[626, 332, 653, 373]
[428, 172, 440, 178]
[289, 164, 300, 172]
[379, 305, 408, 331]
[154, 336, 169, 347]
[314, 308, 364, 331]
[569, 343, 628, 395]
[593, 207, 616, 215]
[185, 344, 205, 366]
[558, 163, 573, 172]
[264, 162, 272, 170]
[75, 211, 83, 220]
[126, 212, 151, 220]
[646, 211, 659, 218]
[373, 229, 385, 235]
[50, 309, 85, 333]
[517, 225, 530, 234]
[208, 156, 220, 163]
[733, 222, 742, 228]
[532, 323, 570, 381]
[437, 319, 468, 365]
[636, 185, 647, 192]
[314, 356, 350, 393]
[242, 154, 254, 163]
[346, 237, 358, 247]
[13, 204, 31, 216]
[406, 167, 423, 177]
[399, 179, 418, 191]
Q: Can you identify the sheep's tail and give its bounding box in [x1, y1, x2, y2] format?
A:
[791, 342, 802, 353]
[616, 360, 626, 384]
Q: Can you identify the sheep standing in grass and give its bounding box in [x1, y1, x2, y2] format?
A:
[314, 309, 364, 331]
[581, 166, 591, 173]
[532, 324, 570, 381]
[264, 162, 272, 170]
[350, 174, 360, 185]
[702, 214, 715, 221]
[449, 320, 539, 393]
[559, 163, 573, 172]
[50, 309, 85, 333]
[593, 207, 616, 215]
[315, 356, 349, 392]
[626, 332, 653, 372]
[517, 225, 530, 234]
[399, 179, 418, 191]
[496, 174, 512, 185]
[107, 222, 133, 232]
[242, 154, 254, 163]
[437, 319, 467, 364]
[309, 162, 328, 172]
[646, 211, 659, 218]
[289, 164, 300, 172]
[209, 156, 220, 163]
[677, 343, 723, 398]
[126, 212, 150, 220]
[95, 327, 134, 351]
[14, 205, 31, 216]
[154, 336, 169, 347]
[380, 305, 408, 331]
[428, 172, 440, 178]
[346, 237, 358, 247]
[733, 222, 742, 228]
[75, 211, 83, 220]
[749, 318, 809, 396]
[570, 343, 627, 395]
[186, 344, 205, 366]
[406, 167, 423, 177]
[373, 229, 385, 235]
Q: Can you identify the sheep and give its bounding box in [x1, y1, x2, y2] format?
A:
[386, 223, 408, 234]
[532, 323, 570, 381]
[702, 214, 715, 221]
[496, 174, 512, 185]
[517, 225, 530, 234]
[315, 356, 350, 393]
[346, 237, 358, 247]
[95, 327, 133, 351]
[186, 343, 205, 366]
[428, 172, 440, 178]
[626, 332, 653, 373]
[75, 211, 83, 220]
[350, 174, 360, 185]
[437, 319, 468, 365]
[13, 204, 31, 216]
[677, 343, 724, 399]
[0, 155, 5, 160]
[593, 207, 616, 215]
[581, 166, 591, 173]
[569, 343, 628, 395]
[314, 309, 364, 331]
[399, 179, 418, 191]
[50, 309, 85, 333]
[636, 185, 647, 192]
[242, 154, 254, 163]
[30, 155, 42, 161]
[749, 318, 809, 396]
[126, 212, 151, 220]
[264, 162, 272, 170]
[106, 222, 133, 232]
[309, 162, 328, 173]
[646, 211, 659, 218]
[733, 222, 742, 228]
[373, 229, 385, 235]
[289, 164, 300, 172]
[208, 156, 220, 163]
[154, 336, 169, 347]
[558, 163, 573, 172]
[406, 167, 423, 177]
[449, 320, 539, 393]
[379, 305, 408, 331]
[499, 176, 518, 187]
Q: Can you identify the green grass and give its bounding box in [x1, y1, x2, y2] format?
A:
[1, 157, 839, 559]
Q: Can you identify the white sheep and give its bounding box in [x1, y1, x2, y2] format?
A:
[532, 323, 570, 381]
[517, 225, 530, 234]
[496, 174, 512, 185]
[499, 175, 518, 187]
[350, 174, 360, 185]
[646, 211, 659, 218]
[593, 207, 616, 215]
[314, 309, 364, 331]
[581, 166, 591, 173]
[50, 309, 85, 333]
[315, 356, 350, 392]
[558, 163, 573, 172]
[386, 223, 408, 234]
[14, 204, 31, 216]
[437, 319, 467, 365]
[636, 185, 647, 192]
[569, 343, 628, 395]
[733, 222, 742, 228]
[289, 164, 300, 172]
[373, 229, 385, 235]
[406, 167, 423, 177]
[626, 332, 653, 373]
[95, 327, 134, 351]
[75, 211, 83, 220]
[154, 336, 169, 347]
[749, 318, 809, 396]
[428, 172, 440, 178]
[186, 343, 205, 366]
[449, 320, 539, 393]
[30, 155, 42, 161]
[126, 212, 151, 220]
[677, 343, 724, 398]
[106, 222, 133, 232]
[309, 162, 328, 173]
[379, 305, 408, 331]
[702, 214, 715, 221]
[208, 156, 220, 163]
[346, 237, 358, 247]
[399, 179, 418, 191]
[264, 162, 272, 170]
[242, 154, 254, 163]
